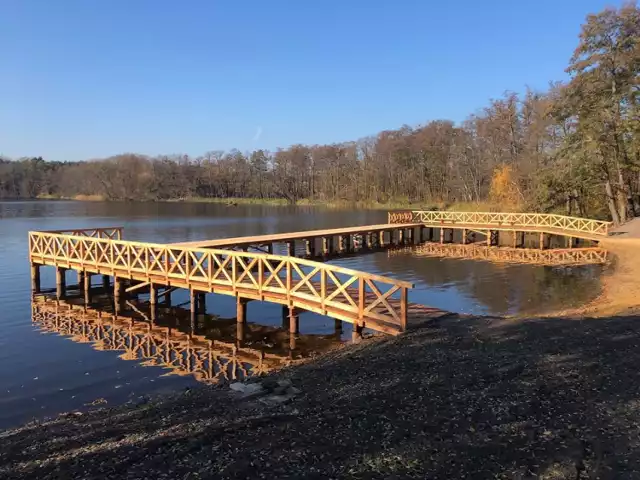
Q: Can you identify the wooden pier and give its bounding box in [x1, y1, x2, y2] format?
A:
[388, 211, 612, 243]
[28, 212, 613, 336]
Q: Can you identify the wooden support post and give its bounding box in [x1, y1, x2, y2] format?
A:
[398, 229, 405, 245]
[150, 301, 157, 324]
[30, 264, 41, 293]
[518, 231, 525, 248]
[462, 229, 468, 245]
[407, 228, 414, 245]
[440, 228, 445, 244]
[400, 287, 408, 331]
[114, 277, 123, 299]
[286, 240, 295, 257]
[305, 239, 315, 257]
[114, 277, 124, 315]
[281, 305, 290, 329]
[366, 232, 373, 249]
[164, 288, 172, 306]
[338, 235, 345, 253]
[289, 306, 299, 334]
[289, 330, 297, 352]
[56, 267, 66, 299]
[347, 235, 353, 253]
[189, 289, 197, 335]
[322, 237, 329, 256]
[236, 319, 245, 347]
[83, 273, 92, 304]
[237, 297, 248, 324]
[539, 232, 546, 250]
[149, 284, 157, 305]
[198, 293, 206, 315]
[352, 323, 364, 343]
[488, 230, 499, 247]
[566, 236, 574, 248]
[378, 231, 385, 247]
[77, 270, 85, 287]
[266, 243, 273, 254]
[512, 232, 518, 249]
[149, 284, 158, 323]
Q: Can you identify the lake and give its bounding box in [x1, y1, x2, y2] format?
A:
[0, 201, 603, 428]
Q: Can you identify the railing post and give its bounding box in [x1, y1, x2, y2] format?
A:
[286, 260, 291, 303]
[400, 287, 408, 331]
[358, 277, 365, 321]
[232, 256, 237, 292]
[320, 268, 326, 313]
[258, 257, 264, 297]
[185, 250, 192, 281]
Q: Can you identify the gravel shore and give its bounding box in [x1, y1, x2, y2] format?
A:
[3, 312, 640, 479]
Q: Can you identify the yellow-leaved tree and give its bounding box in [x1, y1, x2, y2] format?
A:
[489, 165, 522, 210]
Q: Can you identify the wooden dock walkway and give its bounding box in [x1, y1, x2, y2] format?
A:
[389, 211, 611, 242]
[28, 211, 613, 336]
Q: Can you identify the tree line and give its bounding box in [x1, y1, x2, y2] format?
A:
[1, 4, 638, 221]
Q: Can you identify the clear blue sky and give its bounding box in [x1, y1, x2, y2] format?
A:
[0, 0, 626, 161]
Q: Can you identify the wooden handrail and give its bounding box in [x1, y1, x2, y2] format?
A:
[29, 231, 413, 330]
[39, 227, 123, 240]
[388, 211, 612, 237]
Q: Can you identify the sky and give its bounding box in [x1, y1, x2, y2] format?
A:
[0, 0, 628, 161]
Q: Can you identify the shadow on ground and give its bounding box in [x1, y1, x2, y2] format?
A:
[3, 313, 640, 479]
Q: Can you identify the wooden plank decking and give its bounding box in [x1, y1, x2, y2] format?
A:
[169, 222, 422, 249]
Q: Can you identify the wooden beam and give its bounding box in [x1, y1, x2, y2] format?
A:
[126, 281, 150, 294]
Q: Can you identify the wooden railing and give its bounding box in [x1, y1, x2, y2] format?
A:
[37, 227, 124, 240]
[388, 211, 612, 237]
[29, 230, 413, 331]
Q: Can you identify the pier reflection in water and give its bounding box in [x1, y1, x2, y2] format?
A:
[32, 292, 344, 385]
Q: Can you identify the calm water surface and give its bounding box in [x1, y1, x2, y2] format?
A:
[0, 201, 602, 428]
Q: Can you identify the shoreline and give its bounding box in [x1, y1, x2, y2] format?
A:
[3, 254, 638, 477]
[4, 307, 640, 478]
[27, 195, 520, 212]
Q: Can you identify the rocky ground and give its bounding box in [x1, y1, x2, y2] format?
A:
[3, 312, 640, 479]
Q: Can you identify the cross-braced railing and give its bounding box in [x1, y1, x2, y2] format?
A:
[37, 227, 124, 240]
[33, 300, 277, 383]
[29, 230, 413, 332]
[388, 211, 612, 237]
